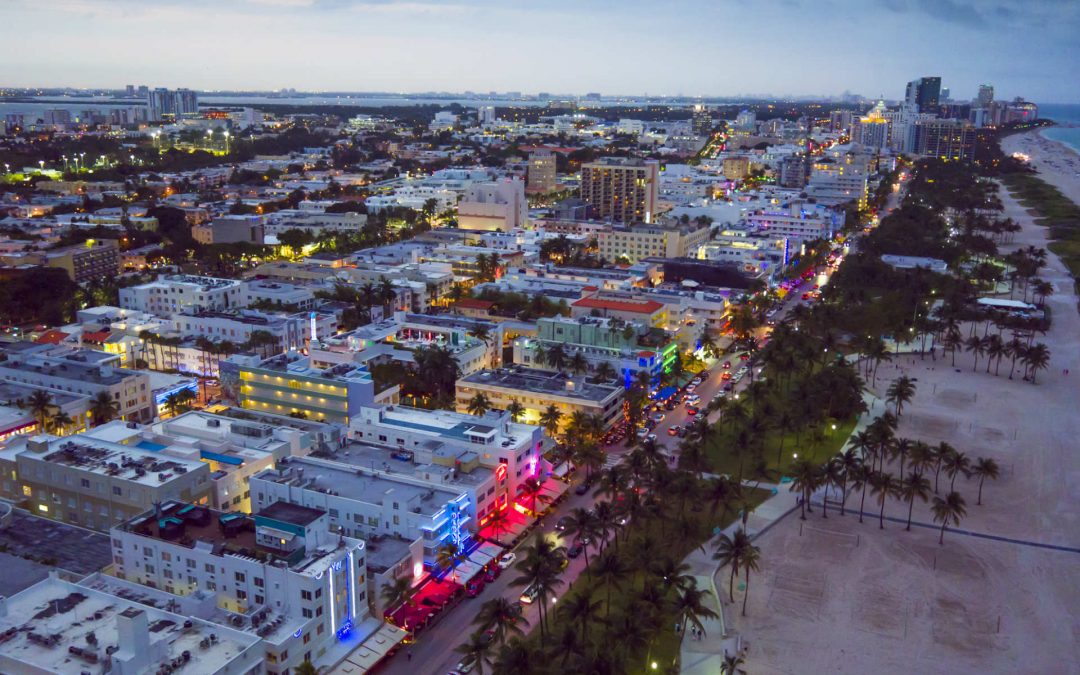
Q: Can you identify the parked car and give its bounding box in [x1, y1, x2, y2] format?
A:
[722, 360, 732, 369]
[667, 425, 681, 436]
[575, 481, 590, 496]
[519, 583, 540, 604]
[567, 543, 584, 558]
[686, 406, 700, 415]
[497, 552, 517, 569]
[466, 578, 485, 598]
[652, 412, 665, 423]
[556, 516, 572, 532]
[677, 427, 689, 438]
[484, 565, 501, 582]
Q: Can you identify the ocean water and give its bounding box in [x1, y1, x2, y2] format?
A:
[1039, 103, 1080, 155]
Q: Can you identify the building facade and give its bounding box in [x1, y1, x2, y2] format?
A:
[580, 158, 660, 224]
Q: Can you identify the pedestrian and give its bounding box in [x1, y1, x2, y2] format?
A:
[407, 651, 413, 662]
[675, 622, 682, 634]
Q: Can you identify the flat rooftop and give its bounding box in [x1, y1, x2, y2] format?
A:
[0, 350, 132, 386]
[0, 577, 258, 674]
[336, 442, 492, 488]
[461, 367, 622, 404]
[258, 458, 461, 515]
[2, 435, 205, 487]
[249, 353, 373, 383]
[258, 500, 325, 527]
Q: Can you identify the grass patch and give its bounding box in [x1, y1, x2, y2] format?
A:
[704, 416, 858, 479]
[1002, 172, 1080, 286]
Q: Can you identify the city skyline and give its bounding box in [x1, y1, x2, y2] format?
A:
[4, 0, 1079, 103]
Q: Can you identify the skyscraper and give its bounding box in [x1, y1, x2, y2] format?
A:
[527, 149, 557, 194]
[692, 104, 712, 136]
[914, 119, 976, 163]
[975, 84, 994, 108]
[905, 77, 942, 113]
[147, 87, 199, 121]
[175, 88, 199, 115]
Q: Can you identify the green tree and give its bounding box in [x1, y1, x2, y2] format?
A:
[380, 576, 414, 612]
[740, 537, 762, 616]
[511, 533, 566, 640]
[505, 399, 525, 423]
[467, 392, 493, 417]
[970, 456, 1000, 506]
[28, 390, 54, 431]
[899, 471, 931, 531]
[713, 528, 751, 603]
[931, 491, 967, 545]
[885, 375, 916, 417]
[539, 405, 562, 438]
[474, 596, 529, 645]
[455, 631, 494, 675]
[869, 471, 899, 529]
[89, 391, 120, 426]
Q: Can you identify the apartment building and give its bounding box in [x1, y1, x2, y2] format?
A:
[111, 499, 367, 673]
[527, 149, 557, 193]
[570, 293, 668, 328]
[580, 158, 660, 223]
[264, 209, 368, 238]
[596, 221, 711, 264]
[0, 434, 211, 530]
[172, 310, 304, 353]
[722, 156, 751, 180]
[456, 368, 624, 434]
[0, 345, 155, 423]
[745, 203, 844, 242]
[243, 279, 317, 310]
[914, 119, 977, 163]
[192, 216, 265, 246]
[456, 178, 527, 232]
[806, 153, 870, 209]
[120, 275, 246, 317]
[44, 238, 120, 282]
[227, 353, 377, 425]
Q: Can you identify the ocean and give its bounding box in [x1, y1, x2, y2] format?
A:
[1038, 103, 1080, 155]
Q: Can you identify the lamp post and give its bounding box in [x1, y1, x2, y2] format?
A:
[38, 160, 44, 173]
[223, 131, 230, 154]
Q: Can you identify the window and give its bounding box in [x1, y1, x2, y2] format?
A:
[314, 588, 321, 599]
[80, 478, 90, 488]
[315, 606, 323, 617]
[235, 572, 246, 583]
[205, 563, 215, 573]
[302, 608, 313, 619]
[301, 590, 312, 601]
[255, 595, 264, 605]
[254, 577, 264, 587]
[112, 486, 122, 496]
[237, 590, 247, 600]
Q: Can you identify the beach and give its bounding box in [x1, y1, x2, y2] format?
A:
[1000, 128, 1080, 204]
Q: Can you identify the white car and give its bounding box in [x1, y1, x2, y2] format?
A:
[497, 552, 517, 569]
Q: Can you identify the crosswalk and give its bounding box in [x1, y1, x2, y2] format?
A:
[601, 452, 624, 470]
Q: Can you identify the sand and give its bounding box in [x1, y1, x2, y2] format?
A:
[1001, 128, 1080, 200]
[724, 147, 1080, 674]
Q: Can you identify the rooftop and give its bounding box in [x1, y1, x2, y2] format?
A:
[0, 348, 134, 386]
[572, 296, 664, 315]
[257, 500, 325, 527]
[1, 435, 207, 487]
[0, 576, 259, 675]
[461, 367, 622, 403]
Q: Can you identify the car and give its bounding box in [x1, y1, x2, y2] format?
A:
[677, 427, 689, 438]
[685, 384, 697, 393]
[802, 292, 811, 300]
[652, 412, 665, 423]
[497, 552, 517, 569]
[466, 578, 485, 598]
[646, 433, 658, 442]
[575, 481, 590, 496]
[723, 383, 734, 392]
[665, 401, 677, 411]
[636, 427, 649, 439]
[667, 425, 680, 437]
[722, 361, 732, 369]
[721, 372, 732, 381]
[454, 656, 477, 674]
[567, 543, 583, 558]
[686, 406, 699, 415]
[740, 353, 750, 361]
[519, 583, 540, 604]
[484, 565, 501, 582]
[556, 516, 572, 532]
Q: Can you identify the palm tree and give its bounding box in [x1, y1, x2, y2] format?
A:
[721, 654, 747, 675]
[835, 449, 861, 516]
[518, 476, 550, 518]
[89, 391, 120, 426]
[965, 335, 986, 372]
[505, 399, 525, 423]
[474, 596, 529, 645]
[485, 507, 510, 545]
[942, 449, 971, 492]
[491, 637, 537, 674]
[538, 405, 562, 438]
[592, 360, 617, 383]
[899, 471, 931, 531]
[593, 551, 628, 614]
[568, 351, 588, 376]
[563, 507, 599, 575]
[546, 344, 568, 371]
[789, 459, 821, 519]
[164, 393, 181, 418]
[931, 491, 967, 545]
[885, 376, 916, 417]
[49, 410, 75, 436]
[970, 457, 1000, 505]
[467, 392, 493, 417]
[455, 631, 494, 675]
[985, 334, 1007, 375]
[1022, 342, 1050, 384]
[740, 538, 761, 616]
[294, 662, 318, 675]
[848, 464, 872, 524]
[671, 580, 719, 665]
[511, 533, 566, 640]
[28, 390, 53, 431]
[1005, 336, 1025, 380]
[380, 576, 414, 612]
[713, 528, 750, 603]
[435, 542, 465, 582]
[869, 471, 898, 529]
[556, 587, 603, 645]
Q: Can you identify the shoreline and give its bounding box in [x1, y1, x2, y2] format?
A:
[1000, 128, 1080, 207]
[1038, 126, 1080, 160]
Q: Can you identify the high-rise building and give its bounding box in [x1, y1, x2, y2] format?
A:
[175, 88, 199, 115]
[850, 101, 891, 152]
[477, 105, 496, 125]
[147, 87, 199, 121]
[692, 103, 712, 136]
[829, 109, 854, 133]
[905, 76, 942, 113]
[975, 84, 994, 108]
[125, 84, 135, 97]
[914, 119, 977, 162]
[1003, 98, 1039, 125]
[735, 109, 756, 132]
[527, 149, 557, 193]
[580, 157, 659, 224]
[940, 87, 951, 101]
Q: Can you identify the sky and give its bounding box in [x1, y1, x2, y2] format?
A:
[3, 0, 1078, 103]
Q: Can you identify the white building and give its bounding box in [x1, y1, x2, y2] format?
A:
[112, 498, 368, 672]
[244, 279, 317, 310]
[120, 275, 246, 317]
[456, 178, 527, 232]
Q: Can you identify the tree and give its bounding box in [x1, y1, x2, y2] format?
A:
[50, 410, 75, 436]
[1022, 342, 1050, 384]
[435, 543, 465, 582]
[28, 390, 53, 431]
[485, 507, 510, 545]
[506, 399, 525, 423]
[568, 351, 589, 376]
[593, 551, 628, 615]
[277, 227, 314, 258]
[518, 476, 550, 517]
[562, 507, 599, 575]
[722, 654, 748, 675]
[380, 576, 414, 612]
[899, 471, 931, 531]
[965, 335, 986, 372]
[740, 537, 762, 616]
[538, 405, 562, 438]
[455, 631, 494, 675]
[294, 662, 318, 675]
[89, 391, 120, 426]
[556, 587, 604, 646]
[885, 375, 916, 417]
[467, 392, 493, 417]
[970, 457, 1000, 506]
[592, 360, 617, 383]
[474, 596, 529, 645]
[942, 449, 971, 492]
[789, 459, 821, 520]
[511, 533, 566, 640]
[671, 580, 719, 665]
[713, 528, 751, 603]
[491, 637, 537, 674]
[869, 471, 898, 529]
[931, 491, 967, 545]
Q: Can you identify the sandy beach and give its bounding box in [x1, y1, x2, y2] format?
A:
[1001, 128, 1080, 203]
[726, 152, 1080, 673]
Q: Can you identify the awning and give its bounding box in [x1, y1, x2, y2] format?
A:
[329, 620, 409, 674]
